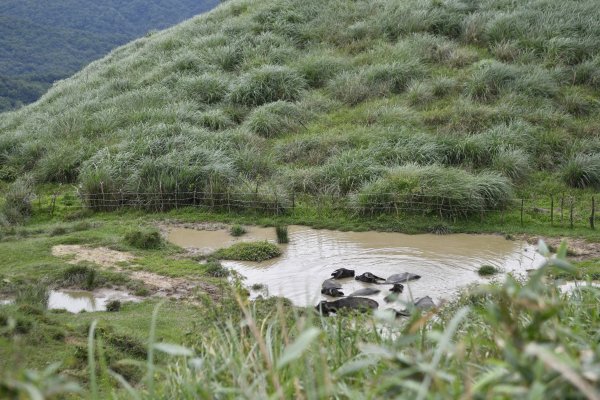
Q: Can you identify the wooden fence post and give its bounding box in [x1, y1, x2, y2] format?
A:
[550, 195, 554, 226]
[570, 199, 574, 229]
[590, 196, 595, 230]
[560, 194, 564, 225]
[520, 198, 524, 226]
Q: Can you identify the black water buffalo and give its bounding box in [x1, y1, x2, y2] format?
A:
[348, 287, 380, 297]
[331, 268, 355, 279]
[355, 272, 386, 284]
[321, 287, 344, 297]
[322, 279, 342, 289]
[315, 297, 378, 316]
[385, 273, 421, 284]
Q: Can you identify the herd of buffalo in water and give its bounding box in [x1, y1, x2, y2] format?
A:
[316, 268, 436, 317]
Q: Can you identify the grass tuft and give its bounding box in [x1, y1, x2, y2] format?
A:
[213, 241, 281, 262]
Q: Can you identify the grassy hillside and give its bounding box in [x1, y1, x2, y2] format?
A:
[0, 0, 219, 111]
[1, 0, 600, 219]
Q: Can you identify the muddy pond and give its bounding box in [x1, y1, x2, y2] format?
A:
[167, 225, 546, 307]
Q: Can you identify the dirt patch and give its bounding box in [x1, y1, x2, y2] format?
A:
[51, 245, 220, 301]
[522, 236, 600, 260]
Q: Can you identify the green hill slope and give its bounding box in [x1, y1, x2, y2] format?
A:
[1, 0, 599, 217]
[0, 0, 219, 111]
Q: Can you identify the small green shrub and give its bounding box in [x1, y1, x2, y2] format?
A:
[124, 228, 163, 249]
[230, 224, 247, 237]
[49, 226, 68, 236]
[562, 154, 600, 189]
[229, 65, 306, 106]
[2, 177, 35, 225]
[198, 109, 235, 131]
[105, 300, 121, 312]
[214, 241, 281, 262]
[15, 282, 49, 310]
[491, 148, 531, 182]
[180, 74, 229, 104]
[61, 265, 96, 289]
[275, 225, 289, 244]
[204, 259, 230, 277]
[245, 101, 306, 138]
[478, 265, 499, 276]
[297, 54, 346, 88]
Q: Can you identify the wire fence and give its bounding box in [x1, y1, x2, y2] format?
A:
[34, 189, 600, 229]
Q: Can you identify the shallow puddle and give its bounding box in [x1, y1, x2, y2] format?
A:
[169, 225, 545, 307]
[48, 289, 139, 313]
[167, 225, 275, 254]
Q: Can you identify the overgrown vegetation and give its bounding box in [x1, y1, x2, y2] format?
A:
[213, 241, 282, 262]
[0, 0, 599, 218]
[124, 228, 163, 249]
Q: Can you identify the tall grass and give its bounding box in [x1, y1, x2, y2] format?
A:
[562, 154, 600, 189]
[6, 243, 599, 399]
[357, 164, 513, 217]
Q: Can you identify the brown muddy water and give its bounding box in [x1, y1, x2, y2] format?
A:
[167, 225, 546, 307]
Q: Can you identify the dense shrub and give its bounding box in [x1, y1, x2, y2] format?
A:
[245, 101, 306, 137]
[228, 65, 306, 106]
[229, 224, 246, 237]
[478, 265, 499, 276]
[297, 54, 347, 88]
[2, 176, 35, 225]
[357, 164, 513, 217]
[124, 228, 163, 249]
[562, 154, 600, 189]
[198, 109, 235, 131]
[204, 259, 230, 277]
[61, 265, 97, 289]
[213, 241, 281, 262]
[179, 74, 229, 104]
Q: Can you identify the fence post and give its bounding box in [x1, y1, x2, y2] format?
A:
[590, 196, 595, 230]
[50, 193, 57, 217]
[550, 195, 554, 226]
[570, 199, 574, 229]
[193, 189, 196, 206]
[291, 191, 295, 210]
[560, 194, 564, 225]
[520, 198, 524, 226]
[227, 191, 231, 213]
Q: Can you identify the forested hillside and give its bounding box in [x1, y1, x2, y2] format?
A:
[0, 0, 219, 111]
[1, 0, 600, 217]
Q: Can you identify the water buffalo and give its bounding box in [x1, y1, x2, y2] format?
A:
[331, 268, 355, 279]
[385, 273, 421, 284]
[322, 279, 342, 289]
[389, 283, 404, 293]
[355, 272, 386, 284]
[348, 288, 380, 297]
[414, 296, 435, 310]
[321, 287, 344, 297]
[315, 297, 378, 316]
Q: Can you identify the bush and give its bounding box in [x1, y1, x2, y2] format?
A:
[15, 282, 49, 310]
[326, 71, 372, 105]
[106, 300, 121, 312]
[562, 154, 600, 189]
[491, 148, 531, 182]
[204, 259, 230, 277]
[229, 65, 306, 106]
[49, 225, 68, 236]
[275, 225, 289, 244]
[198, 109, 235, 131]
[180, 74, 229, 104]
[214, 241, 281, 262]
[2, 177, 35, 225]
[478, 265, 499, 276]
[297, 54, 346, 88]
[357, 164, 513, 217]
[61, 265, 96, 289]
[245, 101, 306, 138]
[230, 224, 247, 237]
[124, 228, 163, 249]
